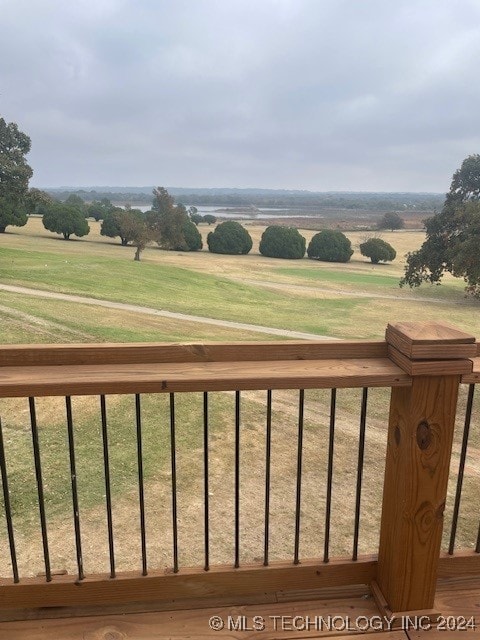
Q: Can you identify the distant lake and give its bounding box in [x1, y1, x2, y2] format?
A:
[126, 205, 323, 220]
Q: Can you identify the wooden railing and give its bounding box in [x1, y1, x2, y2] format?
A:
[0, 321, 479, 621]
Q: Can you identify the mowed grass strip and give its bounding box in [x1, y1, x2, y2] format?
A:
[275, 266, 399, 288]
[0, 291, 288, 344]
[0, 246, 360, 336]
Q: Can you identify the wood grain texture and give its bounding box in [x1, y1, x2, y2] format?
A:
[388, 345, 473, 376]
[437, 551, 480, 578]
[0, 357, 410, 398]
[377, 375, 461, 612]
[405, 576, 480, 638]
[0, 557, 377, 611]
[386, 323, 476, 359]
[463, 357, 480, 383]
[0, 341, 388, 367]
[0, 595, 409, 639]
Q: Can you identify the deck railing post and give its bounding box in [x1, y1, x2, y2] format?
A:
[375, 322, 476, 615]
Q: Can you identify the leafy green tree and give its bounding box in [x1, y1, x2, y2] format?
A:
[378, 211, 405, 231]
[401, 154, 480, 297]
[203, 214, 217, 225]
[307, 230, 353, 262]
[147, 186, 190, 249]
[0, 117, 33, 232]
[207, 221, 252, 254]
[133, 222, 152, 261]
[101, 208, 144, 245]
[87, 198, 114, 221]
[64, 193, 86, 213]
[176, 219, 203, 251]
[25, 188, 54, 216]
[259, 225, 306, 259]
[42, 203, 90, 240]
[190, 212, 204, 225]
[360, 238, 396, 263]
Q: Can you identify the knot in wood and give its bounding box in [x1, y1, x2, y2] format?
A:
[416, 421, 432, 450]
[85, 627, 126, 640]
[102, 630, 125, 640]
[394, 425, 401, 446]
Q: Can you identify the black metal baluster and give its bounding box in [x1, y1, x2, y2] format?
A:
[476, 522, 480, 554]
[100, 395, 115, 578]
[0, 417, 19, 583]
[324, 388, 336, 563]
[135, 394, 147, 576]
[263, 390, 272, 566]
[449, 384, 475, 555]
[65, 397, 84, 581]
[294, 389, 305, 565]
[352, 387, 368, 561]
[203, 392, 210, 571]
[170, 393, 179, 573]
[234, 390, 241, 568]
[29, 397, 51, 582]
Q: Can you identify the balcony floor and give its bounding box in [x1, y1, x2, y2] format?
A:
[1, 576, 479, 639]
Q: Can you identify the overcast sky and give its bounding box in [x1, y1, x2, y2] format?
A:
[1, 0, 479, 191]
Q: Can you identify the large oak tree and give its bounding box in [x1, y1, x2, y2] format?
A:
[0, 118, 33, 232]
[401, 155, 480, 297]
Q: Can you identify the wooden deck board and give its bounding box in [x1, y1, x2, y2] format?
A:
[1, 576, 477, 639]
[0, 593, 408, 638]
[0, 576, 480, 640]
[0, 577, 477, 638]
[405, 577, 480, 639]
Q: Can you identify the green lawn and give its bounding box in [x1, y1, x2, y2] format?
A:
[0, 246, 362, 337]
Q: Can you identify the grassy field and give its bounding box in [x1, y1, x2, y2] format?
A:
[0, 216, 478, 578]
[1, 217, 478, 340]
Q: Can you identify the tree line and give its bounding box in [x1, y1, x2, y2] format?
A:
[45, 187, 443, 212]
[1, 116, 479, 295]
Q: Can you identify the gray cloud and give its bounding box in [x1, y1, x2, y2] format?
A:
[1, 0, 479, 190]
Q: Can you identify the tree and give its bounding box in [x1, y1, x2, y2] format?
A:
[176, 219, 203, 251]
[378, 211, 405, 231]
[307, 230, 353, 262]
[147, 186, 190, 249]
[203, 214, 217, 225]
[207, 221, 252, 254]
[360, 238, 396, 263]
[0, 118, 32, 233]
[190, 212, 204, 225]
[64, 193, 86, 214]
[25, 188, 54, 216]
[133, 222, 152, 261]
[42, 203, 90, 240]
[87, 198, 114, 221]
[101, 208, 145, 245]
[259, 225, 306, 259]
[401, 154, 480, 297]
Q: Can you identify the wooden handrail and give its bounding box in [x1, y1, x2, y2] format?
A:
[0, 340, 411, 397]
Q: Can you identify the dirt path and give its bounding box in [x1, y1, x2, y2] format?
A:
[0, 283, 337, 341]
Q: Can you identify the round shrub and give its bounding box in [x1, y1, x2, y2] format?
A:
[259, 225, 306, 259]
[307, 230, 353, 262]
[207, 220, 252, 255]
[174, 219, 203, 251]
[360, 237, 396, 263]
